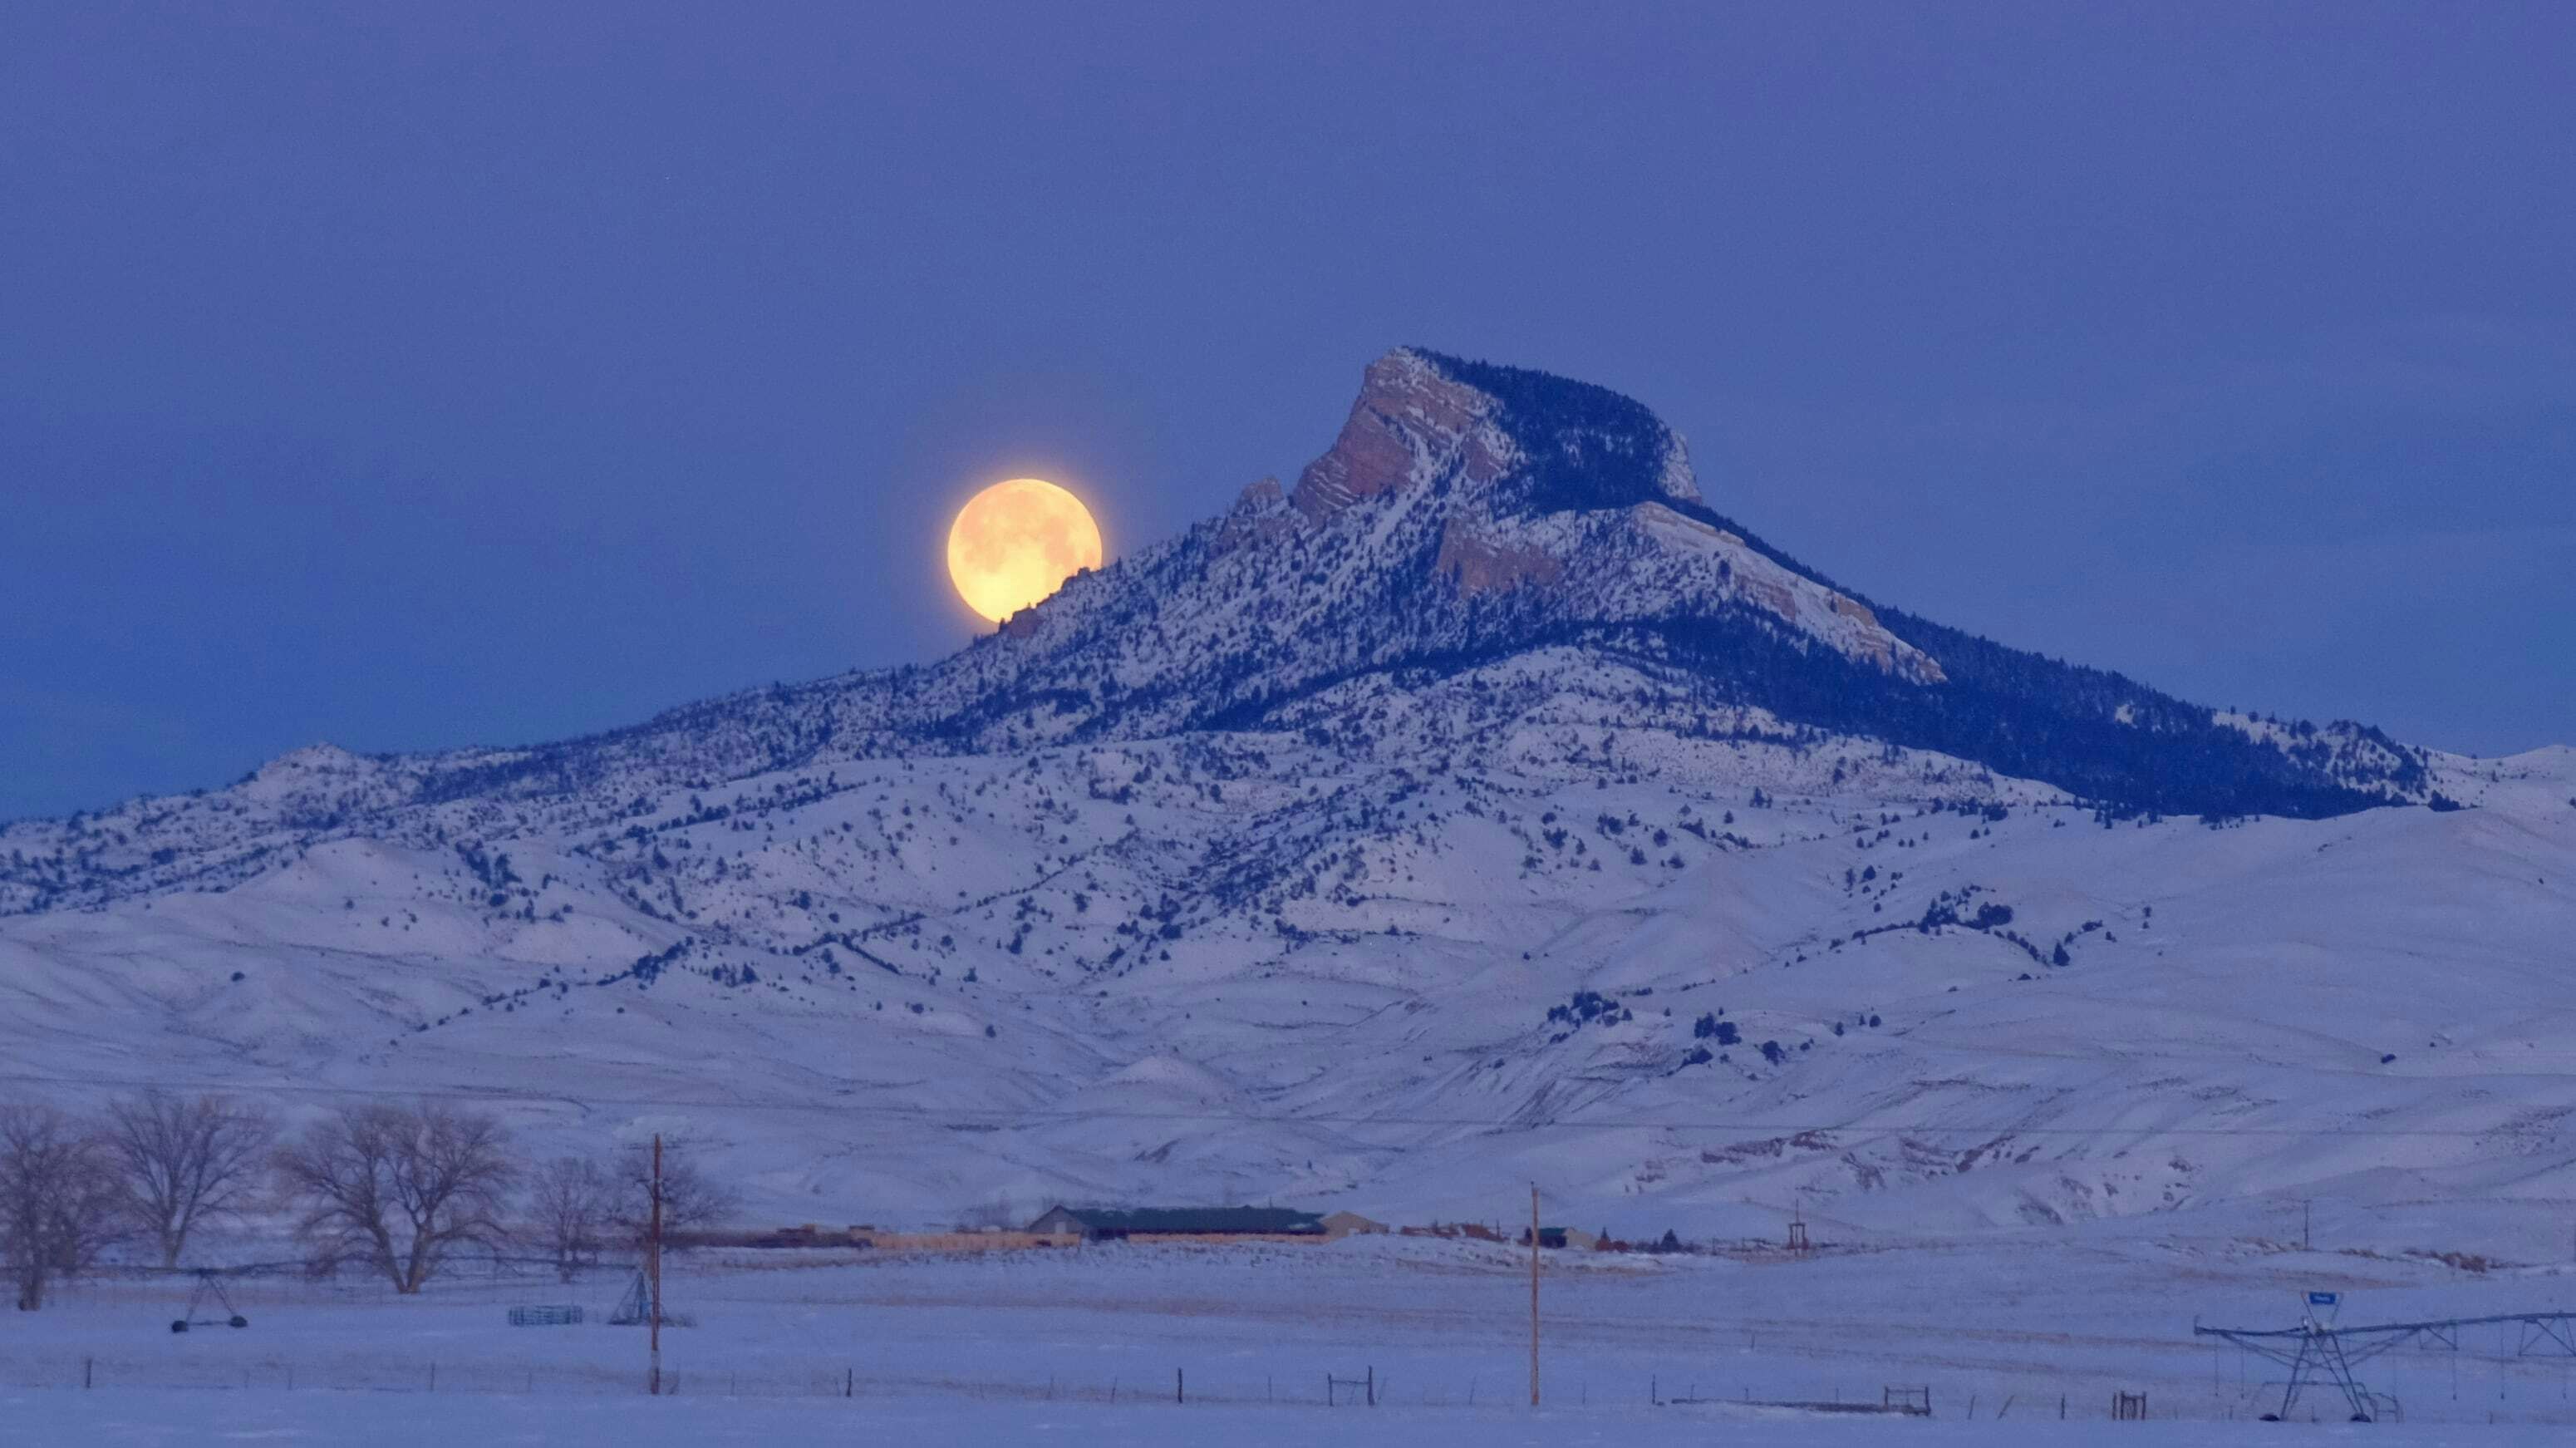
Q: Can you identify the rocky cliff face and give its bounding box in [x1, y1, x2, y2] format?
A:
[1275, 350, 1939, 681]
[1292, 350, 1514, 522]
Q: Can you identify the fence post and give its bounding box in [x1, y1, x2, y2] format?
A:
[84, 1357, 92, 1390]
[1368, 1366, 1375, 1407]
[1177, 1368, 1185, 1404]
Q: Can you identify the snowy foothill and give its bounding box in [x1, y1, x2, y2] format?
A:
[2, 731, 2569, 1236]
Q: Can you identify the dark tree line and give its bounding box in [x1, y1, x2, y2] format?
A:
[1, 1094, 742, 1307]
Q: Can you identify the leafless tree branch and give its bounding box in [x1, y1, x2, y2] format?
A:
[528, 1155, 613, 1283]
[0, 1103, 122, 1311]
[102, 1091, 275, 1269]
[273, 1101, 515, 1294]
[609, 1139, 740, 1248]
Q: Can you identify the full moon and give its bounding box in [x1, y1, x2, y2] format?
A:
[946, 477, 1105, 624]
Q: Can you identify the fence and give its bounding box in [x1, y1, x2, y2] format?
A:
[10, 1352, 2576, 1428]
[47, 1257, 637, 1307]
[0, 1355, 1386, 1406]
[1325, 1367, 1377, 1406]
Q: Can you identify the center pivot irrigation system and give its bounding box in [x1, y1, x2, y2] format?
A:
[169, 1267, 261, 1333]
[2195, 1292, 2576, 1422]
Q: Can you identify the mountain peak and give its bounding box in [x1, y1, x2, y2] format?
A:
[1292, 347, 1703, 526]
[1408, 347, 1703, 517]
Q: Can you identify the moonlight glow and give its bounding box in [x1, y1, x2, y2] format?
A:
[946, 478, 1104, 624]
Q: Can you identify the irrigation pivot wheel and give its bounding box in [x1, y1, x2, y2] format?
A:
[170, 1270, 250, 1332]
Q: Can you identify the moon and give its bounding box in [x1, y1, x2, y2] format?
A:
[946, 477, 1104, 624]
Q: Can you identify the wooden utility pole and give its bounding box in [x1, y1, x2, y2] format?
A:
[1529, 1184, 1541, 1406]
[649, 1134, 664, 1396]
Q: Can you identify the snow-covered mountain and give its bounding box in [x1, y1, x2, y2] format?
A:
[2, 348, 2568, 1238]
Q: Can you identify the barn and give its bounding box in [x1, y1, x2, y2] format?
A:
[1320, 1211, 1388, 1239]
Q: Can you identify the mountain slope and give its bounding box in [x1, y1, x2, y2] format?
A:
[0, 349, 2427, 918]
[0, 347, 2555, 1239]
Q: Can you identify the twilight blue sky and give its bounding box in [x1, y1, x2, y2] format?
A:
[4, 2, 2570, 820]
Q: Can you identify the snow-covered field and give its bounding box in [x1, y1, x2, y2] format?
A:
[14, 1393, 2571, 1448]
[11, 1233, 2576, 1443]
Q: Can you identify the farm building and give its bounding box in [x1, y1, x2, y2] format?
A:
[1025, 1205, 1326, 1243]
[1519, 1226, 1577, 1249]
[1320, 1211, 1388, 1239]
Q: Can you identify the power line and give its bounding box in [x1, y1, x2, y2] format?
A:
[0, 1070, 2550, 1140]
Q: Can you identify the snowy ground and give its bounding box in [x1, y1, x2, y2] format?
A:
[10, 1233, 2576, 1443]
[12, 1391, 2572, 1448]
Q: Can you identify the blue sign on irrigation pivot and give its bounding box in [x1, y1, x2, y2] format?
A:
[2308, 1292, 2340, 1306]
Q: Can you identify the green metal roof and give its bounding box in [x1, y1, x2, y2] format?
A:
[1045, 1205, 1324, 1234]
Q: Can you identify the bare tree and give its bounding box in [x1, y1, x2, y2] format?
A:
[0, 1104, 121, 1311]
[609, 1139, 741, 1249]
[101, 1091, 276, 1268]
[954, 1194, 1020, 1232]
[528, 1155, 612, 1283]
[273, 1101, 515, 1293]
